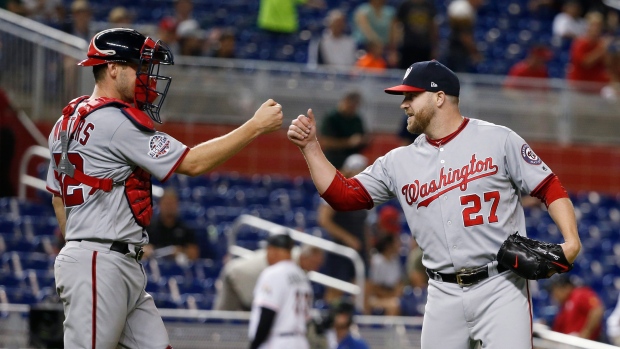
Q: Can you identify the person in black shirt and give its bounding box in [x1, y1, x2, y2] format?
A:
[319, 91, 369, 170]
[145, 188, 200, 262]
[390, 0, 438, 69]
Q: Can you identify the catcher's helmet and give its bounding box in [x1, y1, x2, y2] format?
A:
[78, 28, 174, 123]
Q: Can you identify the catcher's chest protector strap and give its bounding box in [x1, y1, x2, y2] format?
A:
[57, 97, 154, 193]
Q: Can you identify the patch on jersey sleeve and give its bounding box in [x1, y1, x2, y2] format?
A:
[148, 135, 171, 158]
[261, 284, 272, 295]
[521, 144, 542, 165]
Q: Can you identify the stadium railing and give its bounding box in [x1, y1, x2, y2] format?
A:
[1, 304, 616, 349]
[229, 214, 366, 311]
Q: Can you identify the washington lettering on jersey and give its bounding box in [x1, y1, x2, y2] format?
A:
[401, 153, 499, 208]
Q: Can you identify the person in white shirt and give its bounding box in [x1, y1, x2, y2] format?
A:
[309, 9, 358, 69]
[607, 295, 620, 345]
[552, 0, 587, 40]
[248, 233, 314, 349]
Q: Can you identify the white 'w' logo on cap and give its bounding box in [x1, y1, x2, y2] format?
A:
[431, 82, 438, 87]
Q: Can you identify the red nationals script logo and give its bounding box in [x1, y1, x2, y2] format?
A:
[401, 154, 498, 208]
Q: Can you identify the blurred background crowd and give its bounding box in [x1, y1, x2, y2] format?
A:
[2, 0, 620, 97]
[2, 0, 620, 348]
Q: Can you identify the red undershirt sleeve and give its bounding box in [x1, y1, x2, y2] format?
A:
[320, 170, 374, 211]
[530, 174, 569, 207]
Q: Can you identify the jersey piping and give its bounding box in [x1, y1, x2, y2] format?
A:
[426, 117, 470, 147]
[162, 148, 190, 182]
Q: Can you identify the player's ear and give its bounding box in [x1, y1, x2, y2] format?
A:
[434, 91, 446, 107]
[108, 62, 119, 79]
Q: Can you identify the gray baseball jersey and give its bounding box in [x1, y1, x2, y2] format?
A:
[47, 99, 188, 348]
[356, 118, 551, 272]
[355, 118, 549, 348]
[46, 101, 188, 244]
[249, 260, 313, 349]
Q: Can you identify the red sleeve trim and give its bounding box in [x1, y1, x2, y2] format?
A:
[320, 170, 374, 211]
[161, 147, 190, 183]
[530, 174, 569, 207]
[46, 186, 61, 196]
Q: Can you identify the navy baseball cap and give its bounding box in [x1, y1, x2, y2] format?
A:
[385, 60, 460, 97]
[267, 232, 295, 250]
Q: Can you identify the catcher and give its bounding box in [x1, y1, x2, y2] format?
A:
[47, 28, 283, 348]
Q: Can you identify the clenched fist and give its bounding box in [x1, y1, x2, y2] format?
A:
[251, 99, 284, 134]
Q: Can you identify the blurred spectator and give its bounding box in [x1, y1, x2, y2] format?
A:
[601, 37, 620, 101]
[176, 19, 206, 56]
[158, 17, 180, 56]
[210, 29, 237, 59]
[503, 44, 552, 90]
[374, 205, 401, 237]
[214, 250, 268, 311]
[366, 234, 403, 315]
[319, 91, 368, 169]
[309, 9, 357, 69]
[550, 275, 605, 341]
[331, 299, 370, 349]
[605, 9, 620, 36]
[213, 245, 324, 311]
[355, 41, 387, 72]
[166, 0, 194, 29]
[21, 0, 63, 26]
[390, 0, 438, 69]
[318, 154, 370, 302]
[257, 0, 325, 34]
[352, 0, 396, 47]
[406, 239, 427, 289]
[156, 0, 194, 53]
[107, 6, 132, 26]
[552, 0, 587, 40]
[566, 11, 611, 93]
[528, 0, 562, 20]
[62, 0, 92, 41]
[145, 188, 200, 264]
[6, 0, 29, 16]
[445, 0, 484, 73]
[607, 294, 620, 346]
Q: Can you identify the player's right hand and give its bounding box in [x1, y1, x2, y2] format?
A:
[252, 99, 284, 134]
[287, 108, 317, 148]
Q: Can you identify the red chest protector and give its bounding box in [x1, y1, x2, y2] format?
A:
[57, 96, 155, 227]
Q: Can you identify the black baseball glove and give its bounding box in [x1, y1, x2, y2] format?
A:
[497, 233, 574, 280]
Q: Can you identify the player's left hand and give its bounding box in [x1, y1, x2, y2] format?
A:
[287, 108, 317, 149]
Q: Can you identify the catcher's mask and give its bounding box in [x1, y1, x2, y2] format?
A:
[78, 28, 174, 123]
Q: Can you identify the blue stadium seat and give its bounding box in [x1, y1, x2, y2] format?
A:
[3, 287, 37, 304]
[145, 276, 168, 294]
[0, 273, 25, 288]
[158, 260, 191, 278]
